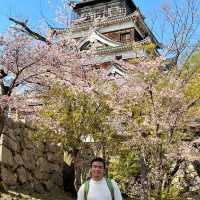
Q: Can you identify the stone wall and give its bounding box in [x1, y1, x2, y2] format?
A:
[0, 119, 64, 193]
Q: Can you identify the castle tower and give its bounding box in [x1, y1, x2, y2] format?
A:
[56, 0, 160, 76]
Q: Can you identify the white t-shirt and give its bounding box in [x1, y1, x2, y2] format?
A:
[77, 177, 122, 200]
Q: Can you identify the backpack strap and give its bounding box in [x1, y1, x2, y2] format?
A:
[83, 178, 115, 200]
[83, 181, 89, 200]
[106, 178, 115, 200]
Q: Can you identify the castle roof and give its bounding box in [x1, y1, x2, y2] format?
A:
[52, 11, 161, 48]
[70, 0, 137, 10]
[78, 30, 122, 49]
[97, 37, 153, 54]
[78, 30, 158, 56]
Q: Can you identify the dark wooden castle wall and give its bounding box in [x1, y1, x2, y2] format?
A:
[74, 0, 136, 21]
[103, 28, 134, 43]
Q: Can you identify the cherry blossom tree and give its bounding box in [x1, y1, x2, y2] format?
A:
[101, 56, 200, 200]
[0, 26, 105, 191]
[33, 84, 118, 190]
[0, 30, 50, 131]
[0, 27, 95, 117]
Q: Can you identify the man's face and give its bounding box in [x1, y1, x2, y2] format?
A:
[91, 161, 105, 181]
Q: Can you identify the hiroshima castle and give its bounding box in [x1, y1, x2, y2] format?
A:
[54, 0, 160, 76]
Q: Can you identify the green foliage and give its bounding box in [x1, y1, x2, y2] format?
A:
[181, 52, 200, 118]
[63, 151, 73, 165]
[33, 84, 115, 153]
[115, 60, 200, 198]
[184, 52, 200, 100]
[109, 146, 140, 181]
[184, 52, 200, 71]
[108, 146, 141, 196]
[144, 43, 157, 56]
[160, 186, 194, 200]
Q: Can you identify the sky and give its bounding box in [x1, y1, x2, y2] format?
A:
[0, 0, 199, 56]
[0, 0, 165, 34]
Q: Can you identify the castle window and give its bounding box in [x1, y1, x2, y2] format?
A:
[134, 29, 143, 41]
[96, 7, 104, 18]
[120, 32, 131, 42]
[111, 7, 119, 16]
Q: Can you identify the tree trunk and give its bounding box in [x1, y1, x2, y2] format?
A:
[73, 145, 95, 191]
[0, 110, 5, 134]
[192, 160, 200, 178]
[71, 148, 81, 191]
[164, 159, 183, 192]
[140, 154, 150, 200]
[154, 147, 163, 200]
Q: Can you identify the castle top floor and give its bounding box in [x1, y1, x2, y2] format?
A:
[70, 0, 138, 22]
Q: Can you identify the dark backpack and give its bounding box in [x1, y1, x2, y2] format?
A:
[83, 178, 115, 200]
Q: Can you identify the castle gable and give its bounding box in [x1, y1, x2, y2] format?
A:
[79, 30, 122, 50]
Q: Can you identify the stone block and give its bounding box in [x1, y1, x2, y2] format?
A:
[45, 143, 61, 153]
[47, 162, 60, 173]
[22, 136, 35, 150]
[0, 144, 14, 166]
[13, 154, 24, 167]
[47, 152, 63, 163]
[36, 157, 49, 172]
[22, 150, 36, 170]
[34, 181, 45, 193]
[43, 180, 54, 191]
[0, 134, 19, 152]
[50, 172, 63, 187]
[7, 129, 18, 141]
[17, 167, 27, 184]
[1, 166, 17, 186]
[26, 170, 34, 182]
[34, 170, 49, 181]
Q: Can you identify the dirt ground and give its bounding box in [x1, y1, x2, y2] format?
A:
[0, 190, 76, 200]
[1, 189, 199, 200]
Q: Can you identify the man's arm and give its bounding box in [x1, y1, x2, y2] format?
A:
[111, 180, 122, 200]
[77, 184, 84, 200]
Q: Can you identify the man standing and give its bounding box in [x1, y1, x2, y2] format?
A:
[77, 157, 122, 200]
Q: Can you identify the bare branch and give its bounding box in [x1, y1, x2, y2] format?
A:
[9, 17, 51, 44]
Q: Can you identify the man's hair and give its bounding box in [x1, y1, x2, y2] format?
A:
[91, 157, 106, 169]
